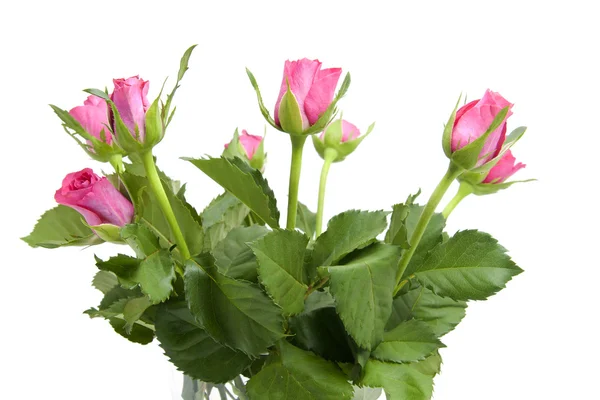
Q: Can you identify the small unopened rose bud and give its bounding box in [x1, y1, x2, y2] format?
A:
[312, 119, 373, 162]
[482, 150, 525, 184]
[54, 168, 134, 230]
[223, 129, 266, 170]
[111, 76, 151, 141]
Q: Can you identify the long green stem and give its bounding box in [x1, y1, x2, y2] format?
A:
[140, 150, 191, 260]
[394, 163, 462, 293]
[286, 135, 308, 230]
[442, 181, 473, 219]
[315, 148, 338, 237]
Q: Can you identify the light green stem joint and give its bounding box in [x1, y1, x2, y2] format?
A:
[442, 181, 474, 219]
[286, 135, 308, 230]
[140, 151, 191, 260]
[315, 148, 338, 237]
[394, 162, 463, 293]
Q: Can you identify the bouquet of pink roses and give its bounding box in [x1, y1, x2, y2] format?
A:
[23, 46, 529, 400]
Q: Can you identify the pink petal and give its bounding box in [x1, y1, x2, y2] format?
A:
[304, 68, 342, 125]
[239, 130, 263, 159]
[111, 76, 150, 141]
[341, 120, 361, 142]
[69, 95, 112, 144]
[482, 150, 526, 184]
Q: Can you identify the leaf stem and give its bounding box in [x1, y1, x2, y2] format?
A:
[286, 135, 308, 230]
[140, 150, 191, 260]
[315, 148, 338, 237]
[394, 163, 462, 293]
[442, 181, 473, 219]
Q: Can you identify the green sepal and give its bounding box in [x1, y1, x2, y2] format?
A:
[90, 223, 123, 243]
[450, 106, 510, 170]
[442, 94, 463, 158]
[163, 45, 197, 127]
[460, 178, 536, 196]
[246, 67, 280, 131]
[143, 95, 164, 148]
[278, 80, 305, 134]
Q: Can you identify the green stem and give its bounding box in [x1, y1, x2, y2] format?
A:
[394, 163, 462, 293]
[140, 150, 191, 260]
[315, 148, 338, 237]
[442, 181, 474, 219]
[109, 154, 125, 175]
[286, 135, 308, 230]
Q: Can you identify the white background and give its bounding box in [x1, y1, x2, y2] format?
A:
[1, 0, 598, 399]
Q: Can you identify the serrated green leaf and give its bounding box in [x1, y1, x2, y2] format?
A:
[324, 243, 401, 350]
[109, 317, 155, 345]
[251, 230, 309, 315]
[185, 254, 285, 356]
[95, 253, 139, 288]
[361, 359, 433, 400]
[22, 205, 100, 248]
[155, 301, 252, 383]
[91, 271, 119, 294]
[213, 225, 270, 281]
[387, 283, 467, 337]
[372, 319, 445, 363]
[296, 201, 317, 239]
[308, 210, 389, 279]
[414, 230, 523, 301]
[289, 292, 354, 363]
[185, 157, 279, 228]
[120, 224, 176, 304]
[246, 340, 354, 400]
[123, 296, 153, 333]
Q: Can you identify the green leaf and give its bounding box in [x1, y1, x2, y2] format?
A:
[92, 271, 119, 294]
[372, 319, 444, 363]
[22, 205, 100, 248]
[155, 301, 252, 383]
[109, 317, 155, 345]
[120, 224, 176, 304]
[388, 283, 467, 337]
[361, 359, 434, 400]
[323, 243, 401, 350]
[246, 340, 354, 400]
[251, 230, 309, 315]
[201, 192, 250, 250]
[184, 157, 279, 228]
[213, 225, 270, 281]
[296, 201, 317, 239]
[95, 254, 139, 288]
[289, 292, 354, 363]
[308, 210, 389, 278]
[414, 230, 523, 301]
[123, 296, 153, 333]
[185, 254, 285, 356]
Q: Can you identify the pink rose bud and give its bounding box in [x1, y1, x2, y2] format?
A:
[451, 89, 513, 166]
[274, 59, 342, 130]
[482, 150, 526, 184]
[111, 76, 150, 141]
[319, 120, 361, 143]
[238, 130, 264, 160]
[69, 95, 112, 145]
[224, 130, 265, 170]
[54, 168, 134, 227]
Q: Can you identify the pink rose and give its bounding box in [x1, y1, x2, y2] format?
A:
[451, 90, 513, 166]
[274, 59, 341, 129]
[54, 168, 134, 227]
[236, 130, 263, 159]
[69, 95, 112, 144]
[111, 76, 150, 141]
[482, 150, 526, 184]
[320, 120, 361, 143]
